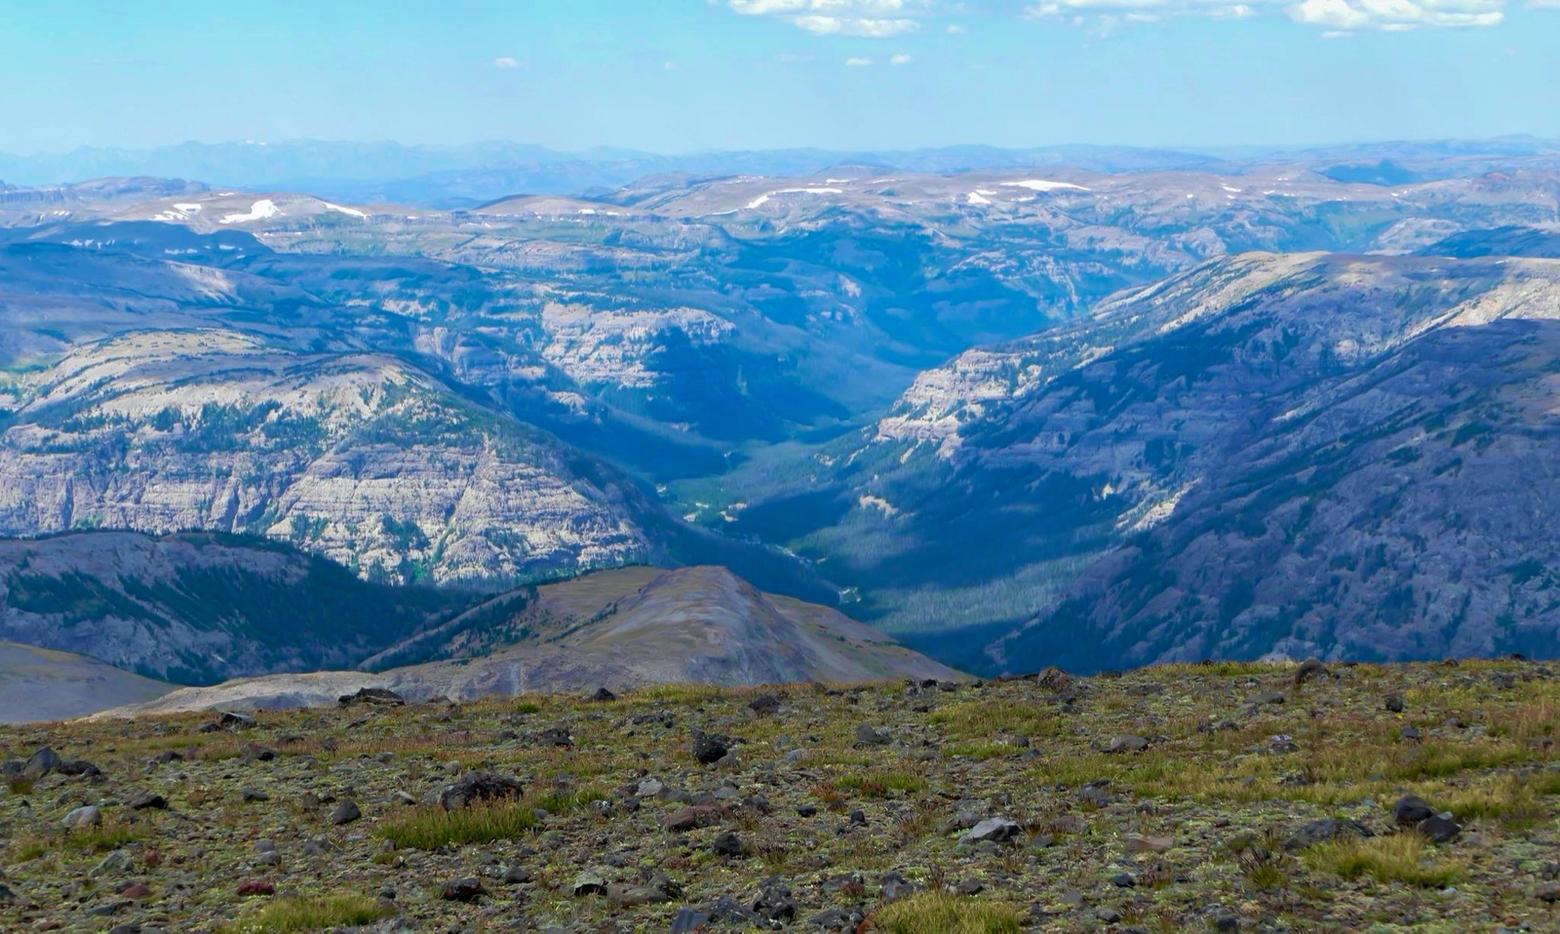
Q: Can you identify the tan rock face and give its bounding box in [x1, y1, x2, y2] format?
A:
[0, 331, 650, 587]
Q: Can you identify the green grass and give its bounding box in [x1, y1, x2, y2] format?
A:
[62, 819, 143, 854]
[375, 786, 606, 849]
[376, 801, 539, 850]
[9, 836, 49, 861]
[930, 700, 1058, 739]
[873, 892, 1025, 933]
[945, 741, 1024, 761]
[1435, 775, 1546, 827]
[231, 894, 392, 932]
[532, 786, 610, 814]
[1302, 834, 1464, 888]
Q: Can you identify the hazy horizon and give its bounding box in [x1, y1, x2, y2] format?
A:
[3, 1, 1557, 156]
[2, 132, 1558, 161]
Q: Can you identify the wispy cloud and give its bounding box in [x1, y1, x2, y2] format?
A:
[845, 55, 876, 65]
[731, 0, 1538, 38]
[729, 0, 929, 37]
[493, 56, 521, 69]
[890, 52, 914, 63]
[1024, 0, 1511, 30]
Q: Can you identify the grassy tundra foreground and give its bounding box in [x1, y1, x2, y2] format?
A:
[2, 660, 1558, 931]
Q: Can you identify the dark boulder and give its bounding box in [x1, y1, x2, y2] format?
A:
[338, 687, 405, 707]
[439, 772, 525, 810]
[691, 731, 731, 765]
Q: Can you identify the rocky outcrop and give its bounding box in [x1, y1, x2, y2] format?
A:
[0, 330, 653, 588]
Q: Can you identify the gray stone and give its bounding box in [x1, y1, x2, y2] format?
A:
[960, 817, 1022, 844]
[63, 805, 103, 829]
[330, 800, 361, 825]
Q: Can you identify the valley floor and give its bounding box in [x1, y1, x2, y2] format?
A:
[1, 659, 1558, 931]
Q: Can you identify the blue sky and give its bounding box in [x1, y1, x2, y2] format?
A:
[1, 0, 1555, 154]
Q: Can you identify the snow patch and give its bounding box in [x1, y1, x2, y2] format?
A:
[858, 494, 900, 518]
[745, 187, 844, 210]
[1000, 179, 1091, 193]
[218, 199, 281, 224]
[320, 201, 367, 219]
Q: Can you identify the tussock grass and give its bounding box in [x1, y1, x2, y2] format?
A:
[873, 892, 1025, 933]
[1436, 774, 1546, 826]
[630, 683, 738, 705]
[532, 785, 610, 814]
[64, 817, 144, 853]
[10, 835, 49, 861]
[376, 785, 606, 849]
[931, 699, 1058, 739]
[1531, 770, 1560, 796]
[1302, 833, 1463, 888]
[376, 800, 539, 849]
[945, 740, 1023, 761]
[231, 893, 392, 932]
[1151, 660, 1290, 678]
[835, 769, 928, 798]
[1488, 688, 1560, 744]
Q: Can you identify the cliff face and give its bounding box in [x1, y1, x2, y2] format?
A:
[1004, 317, 1560, 671]
[810, 254, 1560, 660]
[0, 331, 653, 588]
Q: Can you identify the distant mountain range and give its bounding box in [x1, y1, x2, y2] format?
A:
[3, 136, 1556, 208]
[0, 142, 1556, 713]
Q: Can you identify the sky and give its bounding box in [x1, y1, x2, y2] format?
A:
[0, 0, 1556, 155]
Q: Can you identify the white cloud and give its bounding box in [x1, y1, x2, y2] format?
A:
[890, 52, 914, 63]
[729, 0, 929, 37]
[493, 56, 521, 69]
[1024, 0, 1510, 29]
[845, 55, 876, 65]
[1286, 0, 1503, 29]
